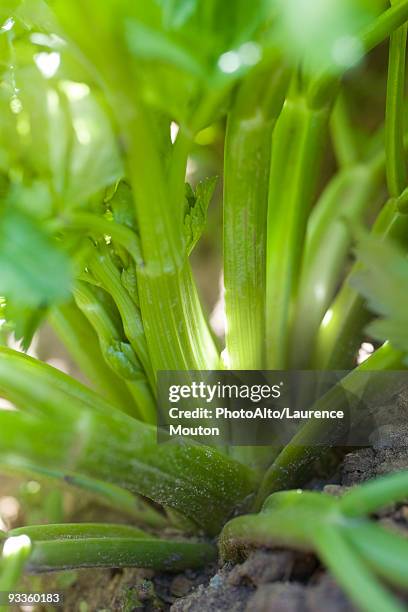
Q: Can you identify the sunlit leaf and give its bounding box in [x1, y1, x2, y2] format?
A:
[0, 208, 72, 306]
[270, 0, 384, 75]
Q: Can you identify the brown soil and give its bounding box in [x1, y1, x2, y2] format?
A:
[169, 431, 408, 612]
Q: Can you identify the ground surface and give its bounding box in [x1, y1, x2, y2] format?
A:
[54, 402, 408, 612]
[5, 390, 406, 611]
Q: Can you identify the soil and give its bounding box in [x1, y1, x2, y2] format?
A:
[168, 426, 408, 612]
[19, 390, 407, 611]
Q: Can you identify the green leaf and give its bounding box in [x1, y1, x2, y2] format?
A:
[351, 233, 408, 358]
[59, 82, 123, 205]
[270, 0, 384, 75]
[0, 57, 122, 208]
[125, 19, 205, 78]
[184, 176, 217, 254]
[106, 181, 138, 232]
[161, 0, 198, 29]
[0, 198, 69, 344]
[0, 208, 72, 307]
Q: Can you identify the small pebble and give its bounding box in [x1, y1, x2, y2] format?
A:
[170, 575, 193, 597]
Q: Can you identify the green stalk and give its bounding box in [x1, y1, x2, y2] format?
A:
[266, 84, 331, 368]
[73, 280, 155, 422]
[118, 116, 219, 374]
[0, 348, 256, 535]
[121, 102, 219, 374]
[0, 346, 124, 417]
[223, 60, 289, 468]
[314, 526, 405, 612]
[0, 461, 167, 529]
[330, 92, 359, 168]
[137, 262, 219, 372]
[344, 523, 408, 590]
[220, 491, 333, 558]
[314, 114, 408, 370]
[385, 0, 408, 197]
[7, 524, 216, 573]
[54, 1, 221, 374]
[307, 0, 408, 376]
[221, 481, 408, 612]
[361, 0, 408, 56]
[50, 302, 136, 412]
[50, 212, 142, 265]
[0, 534, 31, 610]
[224, 62, 289, 370]
[309, 0, 408, 107]
[10, 523, 148, 541]
[0, 410, 256, 535]
[254, 343, 405, 508]
[290, 154, 384, 368]
[24, 537, 216, 573]
[340, 471, 408, 516]
[88, 246, 154, 385]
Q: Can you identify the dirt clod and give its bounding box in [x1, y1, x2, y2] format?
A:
[245, 582, 306, 612]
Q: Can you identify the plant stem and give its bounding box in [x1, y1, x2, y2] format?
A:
[23, 537, 216, 573]
[308, 0, 408, 108]
[0, 346, 125, 417]
[344, 522, 408, 590]
[290, 155, 384, 368]
[385, 0, 408, 197]
[314, 187, 408, 370]
[52, 212, 142, 265]
[73, 280, 155, 422]
[1, 464, 167, 528]
[0, 534, 31, 610]
[224, 62, 289, 370]
[254, 343, 405, 508]
[340, 471, 408, 516]
[330, 92, 360, 168]
[119, 102, 219, 374]
[361, 0, 408, 55]
[314, 526, 405, 612]
[10, 523, 148, 541]
[137, 262, 219, 372]
[50, 302, 136, 412]
[88, 246, 154, 384]
[0, 349, 257, 534]
[266, 84, 331, 368]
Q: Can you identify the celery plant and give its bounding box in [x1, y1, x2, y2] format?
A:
[0, 1, 407, 610]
